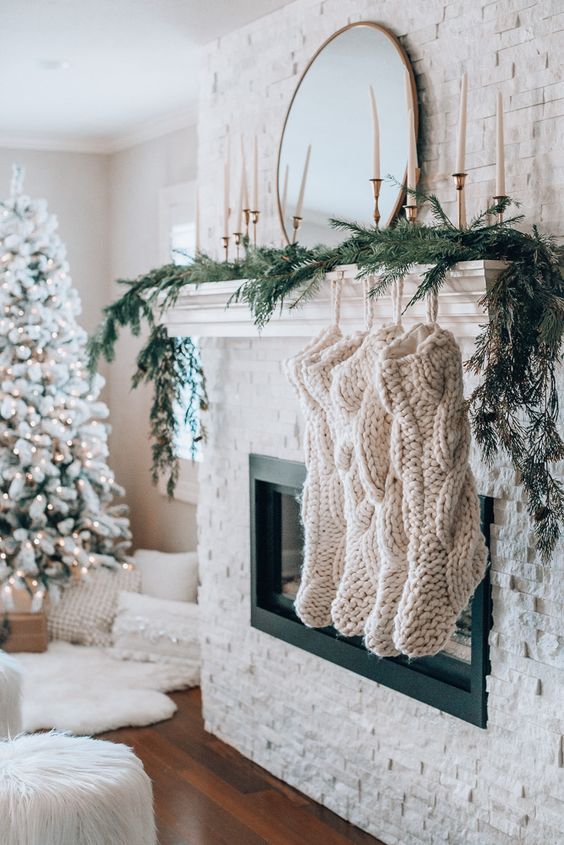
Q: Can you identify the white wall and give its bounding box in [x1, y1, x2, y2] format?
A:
[0, 148, 110, 334]
[108, 126, 199, 552]
[0, 129, 200, 554]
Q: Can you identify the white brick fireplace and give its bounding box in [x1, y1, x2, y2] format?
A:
[168, 2, 564, 842]
[166, 263, 564, 845]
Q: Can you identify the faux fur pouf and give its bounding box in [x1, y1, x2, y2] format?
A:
[0, 732, 156, 845]
[15, 641, 200, 735]
[0, 651, 22, 738]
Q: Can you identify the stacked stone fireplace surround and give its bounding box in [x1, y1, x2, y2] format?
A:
[192, 3, 564, 843]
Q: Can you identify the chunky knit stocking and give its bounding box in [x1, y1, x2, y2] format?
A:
[373, 321, 487, 658]
[296, 330, 365, 626]
[330, 321, 403, 636]
[285, 324, 343, 627]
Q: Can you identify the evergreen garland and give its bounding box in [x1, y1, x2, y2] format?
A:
[87, 264, 215, 496]
[90, 193, 564, 558]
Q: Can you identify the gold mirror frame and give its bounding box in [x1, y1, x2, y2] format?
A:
[276, 21, 419, 245]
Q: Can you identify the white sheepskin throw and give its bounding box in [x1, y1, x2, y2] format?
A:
[366, 322, 487, 658]
[14, 641, 200, 735]
[0, 732, 156, 845]
[0, 651, 23, 739]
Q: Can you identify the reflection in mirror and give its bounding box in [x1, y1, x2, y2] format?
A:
[277, 23, 417, 247]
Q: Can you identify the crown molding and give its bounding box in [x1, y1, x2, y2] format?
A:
[105, 106, 198, 153]
[0, 106, 198, 157]
[0, 134, 111, 155]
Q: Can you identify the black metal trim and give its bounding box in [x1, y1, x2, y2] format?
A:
[250, 454, 493, 728]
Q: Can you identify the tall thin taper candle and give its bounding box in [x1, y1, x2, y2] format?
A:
[223, 134, 231, 238]
[281, 163, 289, 218]
[252, 135, 258, 212]
[295, 144, 311, 220]
[496, 91, 506, 196]
[369, 85, 381, 179]
[241, 135, 249, 210]
[195, 187, 200, 255]
[404, 68, 413, 112]
[236, 164, 244, 234]
[406, 108, 417, 207]
[455, 72, 468, 174]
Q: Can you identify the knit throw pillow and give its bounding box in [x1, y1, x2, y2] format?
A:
[109, 591, 200, 667]
[47, 567, 141, 647]
[133, 549, 198, 603]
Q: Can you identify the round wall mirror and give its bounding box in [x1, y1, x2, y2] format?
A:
[277, 22, 418, 247]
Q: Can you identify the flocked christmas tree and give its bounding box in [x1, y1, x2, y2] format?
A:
[0, 166, 131, 611]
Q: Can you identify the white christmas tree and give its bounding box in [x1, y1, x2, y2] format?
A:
[0, 166, 131, 611]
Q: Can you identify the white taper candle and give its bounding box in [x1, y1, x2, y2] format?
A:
[295, 144, 311, 219]
[223, 134, 231, 238]
[241, 136, 249, 210]
[496, 91, 506, 196]
[281, 163, 289, 217]
[195, 187, 200, 255]
[406, 108, 417, 207]
[455, 72, 468, 174]
[369, 85, 381, 180]
[404, 68, 413, 112]
[236, 165, 244, 233]
[252, 135, 258, 211]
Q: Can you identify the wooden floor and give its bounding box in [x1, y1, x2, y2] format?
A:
[102, 688, 384, 845]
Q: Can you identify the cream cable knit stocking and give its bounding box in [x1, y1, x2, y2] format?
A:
[284, 323, 342, 627]
[351, 279, 410, 655]
[284, 279, 363, 628]
[297, 328, 365, 626]
[374, 316, 487, 658]
[330, 282, 405, 636]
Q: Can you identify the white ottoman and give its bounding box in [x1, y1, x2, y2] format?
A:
[0, 651, 22, 739]
[0, 732, 157, 845]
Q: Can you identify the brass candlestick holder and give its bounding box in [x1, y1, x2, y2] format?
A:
[404, 204, 418, 224]
[453, 172, 467, 228]
[233, 231, 242, 261]
[493, 195, 508, 224]
[251, 210, 260, 246]
[292, 215, 302, 244]
[243, 209, 251, 239]
[370, 178, 383, 227]
[222, 235, 230, 262]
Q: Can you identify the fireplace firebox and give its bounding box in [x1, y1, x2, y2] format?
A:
[250, 454, 493, 728]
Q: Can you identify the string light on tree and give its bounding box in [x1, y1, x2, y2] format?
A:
[0, 165, 132, 609]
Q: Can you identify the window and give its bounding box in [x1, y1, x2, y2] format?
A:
[158, 182, 200, 502]
[170, 222, 196, 267]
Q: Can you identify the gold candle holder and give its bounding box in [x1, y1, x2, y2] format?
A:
[453, 172, 467, 228]
[233, 232, 242, 262]
[251, 210, 260, 247]
[404, 204, 418, 224]
[370, 178, 383, 227]
[243, 209, 251, 239]
[493, 195, 508, 224]
[292, 215, 302, 244]
[222, 235, 230, 262]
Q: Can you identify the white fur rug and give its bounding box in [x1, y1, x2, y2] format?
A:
[14, 641, 200, 735]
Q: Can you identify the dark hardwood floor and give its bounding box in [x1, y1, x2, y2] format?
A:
[101, 688, 385, 845]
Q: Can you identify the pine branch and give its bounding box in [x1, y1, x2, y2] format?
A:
[91, 191, 564, 556]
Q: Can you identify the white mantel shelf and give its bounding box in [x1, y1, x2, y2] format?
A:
[164, 260, 506, 340]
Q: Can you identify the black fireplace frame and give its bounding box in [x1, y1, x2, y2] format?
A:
[250, 453, 493, 728]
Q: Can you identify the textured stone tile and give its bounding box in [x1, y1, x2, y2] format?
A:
[194, 3, 564, 842]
